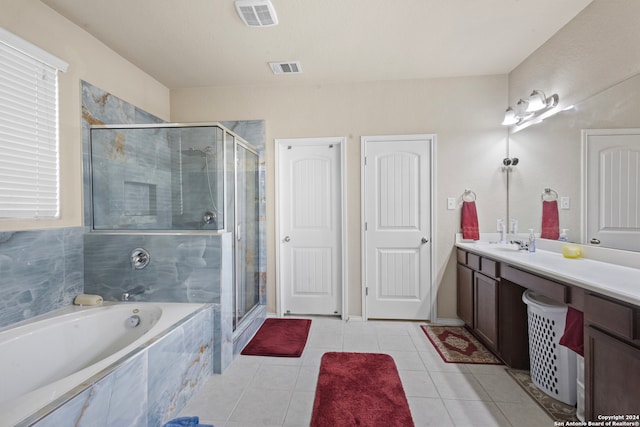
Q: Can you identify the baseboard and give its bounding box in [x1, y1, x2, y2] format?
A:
[346, 316, 363, 322]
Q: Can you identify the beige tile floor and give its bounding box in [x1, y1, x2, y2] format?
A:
[179, 317, 554, 427]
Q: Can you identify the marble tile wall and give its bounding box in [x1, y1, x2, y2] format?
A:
[33, 306, 214, 427]
[0, 228, 84, 329]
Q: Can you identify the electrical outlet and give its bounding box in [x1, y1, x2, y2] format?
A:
[560, 197, 570, 209]
[447, 197, 456, 210]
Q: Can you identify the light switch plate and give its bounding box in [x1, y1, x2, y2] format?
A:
[447, 197, 456, 210]
[560, 197, 570, 209]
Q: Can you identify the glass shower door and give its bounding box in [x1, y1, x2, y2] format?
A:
[234, 143, 260, 328]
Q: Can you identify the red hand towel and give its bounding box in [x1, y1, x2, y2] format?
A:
[559, 307, 584, 356]
[541, 200, 559, 239]
[461, 201, 480, 240]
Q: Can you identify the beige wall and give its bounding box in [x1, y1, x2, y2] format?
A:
[0, 0, 170, 231]
[171, 76, 509, 318]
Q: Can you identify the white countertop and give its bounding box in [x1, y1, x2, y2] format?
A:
[455, 237, 640, 307]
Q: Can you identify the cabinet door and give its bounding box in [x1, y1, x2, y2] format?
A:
[498, 280, 529, 369]
[585, 326, 640, 419]
[457, 263, 474, 327]
[474, 273, 498, 351]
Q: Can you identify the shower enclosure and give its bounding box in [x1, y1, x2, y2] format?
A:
[88, 123, 260, 330]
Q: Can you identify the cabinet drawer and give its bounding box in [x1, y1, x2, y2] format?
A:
[456, 249, 467, 264]
[585, 293, 637, 341]
[480, 257, 499, 279]
[501, 264, 568, 303]
[467, 253, 480, 270]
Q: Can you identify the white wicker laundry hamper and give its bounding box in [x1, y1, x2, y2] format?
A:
[522, 290, 577, 405]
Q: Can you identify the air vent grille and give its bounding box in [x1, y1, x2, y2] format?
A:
[235, 0, 278, 27]
[269, 61, 303, 75]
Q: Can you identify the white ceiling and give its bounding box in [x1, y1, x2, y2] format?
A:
[41, 0, 593, 89]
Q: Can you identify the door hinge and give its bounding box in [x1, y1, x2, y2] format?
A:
[366, 287, 369, 296]
[364, 156, 367, 166]
[365, 222, 368, 231]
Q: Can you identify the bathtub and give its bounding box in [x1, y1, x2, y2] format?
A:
[0, 302, 207, 426]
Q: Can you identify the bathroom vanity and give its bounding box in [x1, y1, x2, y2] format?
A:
[455, 240, 640, 420]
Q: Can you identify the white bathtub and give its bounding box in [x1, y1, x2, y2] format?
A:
[0, 302, 206, 426]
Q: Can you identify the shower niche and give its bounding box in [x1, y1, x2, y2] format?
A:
[86, 122, 262, 371]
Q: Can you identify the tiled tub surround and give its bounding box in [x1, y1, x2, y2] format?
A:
[0, 302, 213, 427]
[0, 227, 84, 328]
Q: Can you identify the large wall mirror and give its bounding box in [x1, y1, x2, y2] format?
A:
[508, 72, 640, 252]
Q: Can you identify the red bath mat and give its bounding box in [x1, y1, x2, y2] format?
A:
[241, 318, 311, 357]
[421, 325, 502, 364]
[310, 352, 414, 427]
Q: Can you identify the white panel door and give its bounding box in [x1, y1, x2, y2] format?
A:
[278, 141, 342, 315]
[363, 135, 432, 320]
[585, 129, 640, 252]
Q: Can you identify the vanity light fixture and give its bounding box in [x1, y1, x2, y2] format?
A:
[502, 90, 560, 127]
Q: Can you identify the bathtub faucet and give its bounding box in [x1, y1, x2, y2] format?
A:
[121, 285, 146, 301]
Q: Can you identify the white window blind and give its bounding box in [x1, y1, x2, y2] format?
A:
[0, 28, 68, 219]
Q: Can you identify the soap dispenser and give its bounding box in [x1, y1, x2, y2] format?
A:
[528, 229, 536, 253]
[559, 229, 569, 242]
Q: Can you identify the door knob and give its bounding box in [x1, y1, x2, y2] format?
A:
[421, 237, 429, 244]
[283, 236, 291, 242]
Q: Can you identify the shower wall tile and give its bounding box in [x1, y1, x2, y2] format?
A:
[90, 127, 173, 230]
[0, 227, 84, 329]
[81, 80, 165, 227]
[84, 233, 226, 303]
[34, 306, 213, 427]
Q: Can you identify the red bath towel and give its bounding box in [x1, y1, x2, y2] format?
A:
[461, 201, 480, 240]
[559, 307, 583, 356]
[541, 200, 559, 240]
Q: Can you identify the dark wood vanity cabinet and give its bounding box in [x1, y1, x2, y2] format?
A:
[456, 263, 474, 327]
[584, 293, 640, 419]
[456, 249, 526, 364]
[474, 272, 498, 351]
[457, 246, 640, 420]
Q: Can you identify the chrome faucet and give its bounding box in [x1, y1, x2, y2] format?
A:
[121, 285, 146, 301]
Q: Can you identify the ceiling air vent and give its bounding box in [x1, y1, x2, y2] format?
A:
[235, 0, 278, 27]
[269, 61, 302, 75]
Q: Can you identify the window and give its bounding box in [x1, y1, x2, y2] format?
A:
[0, 27, 68, 219]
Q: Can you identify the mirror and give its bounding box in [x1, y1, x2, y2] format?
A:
[508, 72, 640, 251]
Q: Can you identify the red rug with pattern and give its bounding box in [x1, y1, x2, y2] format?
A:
[421, 325, 502, 364]
[310, 352, 414, 427]
[241, 318, 311, 357]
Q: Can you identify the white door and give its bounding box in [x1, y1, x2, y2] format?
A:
[277, 138, 343, 316]
[584, 129, 640, 252]
[362, 135, 433, 320]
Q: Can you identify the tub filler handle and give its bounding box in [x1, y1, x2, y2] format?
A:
[130, 247, 150, 270]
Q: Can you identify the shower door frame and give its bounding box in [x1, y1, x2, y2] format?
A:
[232, 136, 261, 329]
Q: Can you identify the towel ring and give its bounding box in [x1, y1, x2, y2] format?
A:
[462, 189, 476, 202]
[541, 188, 558, 201]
